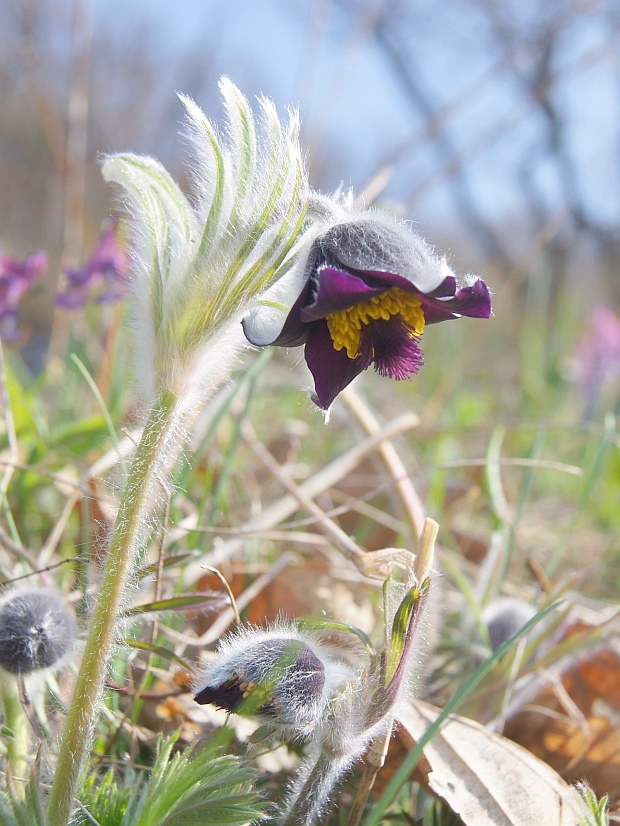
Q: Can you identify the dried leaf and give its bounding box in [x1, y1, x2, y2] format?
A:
[397, 699, 580, 826]
[504, 645, 620, 804]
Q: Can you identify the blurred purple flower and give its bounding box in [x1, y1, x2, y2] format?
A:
[0, 248, 47, 340]
[56, 215, 129, 309]
[243, 217, 491, 409]
[571, 305, 620, 417]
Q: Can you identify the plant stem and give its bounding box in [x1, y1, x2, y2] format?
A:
[0, 675, 29, 792]
[278, 749, 352, 826]
[346, 721, 393, 826]
[45, 388, 178, 826]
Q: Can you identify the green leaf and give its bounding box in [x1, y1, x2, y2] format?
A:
[0, 762, 47, 826]
[123, 639, 194, 672]
[74, 735, 264, 826]
[385, 580, 429, 686]
[122, 594, 223, 617]
[131, 736, 264, 826]
[70, 355, 122, 461]
[297, 617, 374, 657]
[136, 554, 193, 579]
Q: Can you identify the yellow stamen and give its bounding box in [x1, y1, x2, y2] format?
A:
[326, 286, 425, 358]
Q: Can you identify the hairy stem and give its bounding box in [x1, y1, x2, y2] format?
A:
[45, 388, 178, 826]
[347, 720, 393, 826]
[278, 748, 352, 826]
[0, 675, 29, 792]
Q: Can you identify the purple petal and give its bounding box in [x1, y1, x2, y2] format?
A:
[0, 310, 19, 341]
[298, 266, 490, 327]
[55, 287, 90, 309]
[300, 266, 386, 322]
[420, 278, 492, 324]
[0, 250, 47, 282]
[359, 317, 425, 380]
[64, 267, 93, 287]
[304, 320, 368, 410]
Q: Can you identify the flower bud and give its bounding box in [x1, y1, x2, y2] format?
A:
[194, 625, 353, 736]
[0, 588, 76, 676]
[482, 597, 537, 652]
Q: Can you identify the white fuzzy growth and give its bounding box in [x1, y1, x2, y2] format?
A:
[242, 188, 467, 350]
[195, 621, 355, 736]
[482, 597, 537, 652]
[102, 78, 307, 400]
[0, 587, 76, 676]
[276, 683, 393, 825]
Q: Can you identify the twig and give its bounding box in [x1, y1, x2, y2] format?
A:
[340, 386, 426, 540]
[182, 411, 419, 583]
[241, 420, 410, 578]
[0, 526, 44, 575]
[201, 566, 241, 626]
[0, 557, 81, 588]
[242, 421, 367, 565]
[162, 552, 296, 650]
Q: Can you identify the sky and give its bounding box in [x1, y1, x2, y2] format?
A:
[6, 0, 619, 264]
[95, 0, 618, 247]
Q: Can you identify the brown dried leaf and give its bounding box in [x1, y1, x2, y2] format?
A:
[504, 645, 620, 805]
[196, 558, 376, 630]
[397, 699, 580, 826]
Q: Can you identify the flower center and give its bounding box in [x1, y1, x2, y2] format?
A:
[326, 286, 426, 358]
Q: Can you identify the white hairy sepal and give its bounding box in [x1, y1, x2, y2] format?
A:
[195, 622, 355, 736]
[102, 77, 307, 398]
[242, 189, 459, 347]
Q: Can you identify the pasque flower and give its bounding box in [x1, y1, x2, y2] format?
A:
[194, 624, 354, 738]
[482, 597, 537, 653]
[56, 214, 129, 309]
[0, 249, 47, 340]
[0, 587, 75, 676]
[195, 572, 432, 826]
[0, 588, 76, 786]
[243, 196, 491, 409]
[569, 305, 620, 419]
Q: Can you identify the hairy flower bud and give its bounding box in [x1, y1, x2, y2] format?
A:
[194, 625, 353, 737]
[482, 597, 537, 652]
[0, 588, 76, 676]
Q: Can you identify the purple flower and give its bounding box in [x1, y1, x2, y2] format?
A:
[194, 624, 353, 737]
[0, 249, 47, 340]
[570, 305, 620, 417]
[243, 211, 491, 409]
[56, 215, 129, 309]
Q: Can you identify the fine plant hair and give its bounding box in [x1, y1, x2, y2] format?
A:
[0, 587, 76, 790]
[195, 560, 434, 826]
[44, 79, 308, 826]
[194, 622, 356, 739]
[0, 587, 75, 676]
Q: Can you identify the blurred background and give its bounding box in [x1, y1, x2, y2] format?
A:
[1, 4, 619, 808]
[1, 0, 619, 359]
